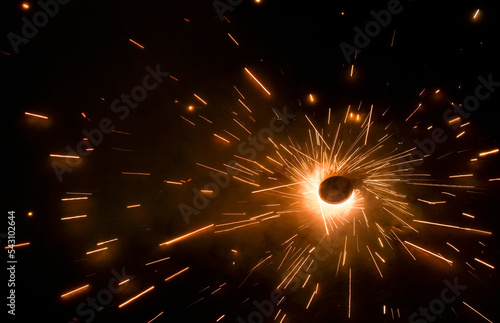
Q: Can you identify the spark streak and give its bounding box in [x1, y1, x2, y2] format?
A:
[463, 301, 492, 322]
[164, 267, 190, 282]
[413, 220, 492, 234]
[25, 112, 48, 119]
[403, 241, 453, 265]
[118, 286, 155, 308]
[244, 68, 271, 95]
[159, 224, 214, 246]
[61, 285, 89, 298]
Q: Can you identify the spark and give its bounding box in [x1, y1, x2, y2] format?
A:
[473, 9, 480, 19]
[413, 220, 492, 234]
[199, 115, 212, 123]
[166, 181, 183, 185]
[305, 115, 330, 149]
[111, 130, 131, 135]
[366, 245, 383, 277]
[365, 104, 373, 145]
[403, 241, 453, 265]
[147, 312, 164, 323]
[463, 302, 492, 322]
[348, 267, 351, 318]
[113, 147, 133, 152]
[159, 224, 214, 246]
[479, 149, 498, 156]
[50, 154, 79, 159]
[474, 258, 494, 269]
[145, 257, 170, 266]
[233, 118, 252, 134]
[118, 286, 155, 308]
[252, 182, 305, 194]
[119, 279, 130, 286]
[417, 199, 446, 205]
[233, 176, 260, 187]
[129, 38, 145, 49]
[449, 174, 473, 178]
[86, 247, 108, 255]
[164, 267, 190, 282]
[405, 103, 421, 122]
[61, 197, 88, 201]
[214, 133, 230, 143]
[244, 68, 271, 95]
[4, 242, 30, 249]
[446, 242, 460, 252]
[194, 93, 208, 105]
[127, 204, 141, 208]
[96, 238, 118, 245]
[180, 116, 195, 125]
[196, 163, 227, 174]
[306, 283, 319, 309]
[61, 285, 89, 298]
[25, 112, 48, 119]
[61, 215, 87, 220]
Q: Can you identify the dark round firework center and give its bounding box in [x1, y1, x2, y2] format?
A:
[319, 176, 353, 204]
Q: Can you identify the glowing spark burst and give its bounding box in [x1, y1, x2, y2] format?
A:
[34, 4, 498, 321]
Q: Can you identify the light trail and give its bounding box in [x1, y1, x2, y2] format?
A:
[159, 224, 214, 246]
[244, 68, 271, 95]
[118, 286, 155, 308]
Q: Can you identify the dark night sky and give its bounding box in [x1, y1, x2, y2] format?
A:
[2, 0, 500, 322]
